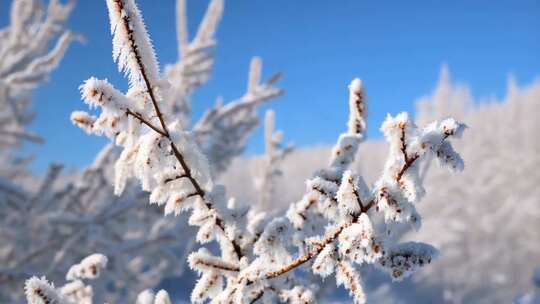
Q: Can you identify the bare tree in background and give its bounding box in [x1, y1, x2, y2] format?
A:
[0, 1, 76, 301]
[0, 0, 75, 177]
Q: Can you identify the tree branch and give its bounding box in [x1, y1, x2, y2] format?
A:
[113, 0, 242, 260]
[125, 109, 166, 136]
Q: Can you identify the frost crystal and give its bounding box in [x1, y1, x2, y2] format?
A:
[66, 254, 108, 281]
[25, 277, 63, 304]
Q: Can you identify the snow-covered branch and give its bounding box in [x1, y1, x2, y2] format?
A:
[26, 1, 467, 303]
[25, 253, 107, 304]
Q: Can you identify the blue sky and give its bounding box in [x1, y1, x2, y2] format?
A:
[1, 0, 539, 173]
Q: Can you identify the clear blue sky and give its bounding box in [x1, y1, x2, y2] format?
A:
[1, 0, 539, 173]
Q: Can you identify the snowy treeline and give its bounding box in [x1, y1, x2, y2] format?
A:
[22, 0, 468, 303]
[410, 67, 540, 303]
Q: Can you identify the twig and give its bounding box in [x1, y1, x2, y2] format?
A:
[112, 0, 242, 259]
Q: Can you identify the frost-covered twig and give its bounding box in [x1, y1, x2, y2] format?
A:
[25, 253, 108, 304]
[25, 253, 173, 304]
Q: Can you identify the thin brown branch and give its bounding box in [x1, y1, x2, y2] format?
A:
[113, 0, 243, 260]
[164, 174, 188, 184]
[336, 259, 363, 300]
[113, 0, 169, 136]
[259, 198, 376, 282]
[192, 260, 240, 273]
[263, 220, 351, 280]
[125, 109, 166, 136]
[396, 124, 418, 182]
[294, 180, 338, 220]
[351, 90, 367, 135]
[396, 128, 451, 183]
[249, 291, 264, 304]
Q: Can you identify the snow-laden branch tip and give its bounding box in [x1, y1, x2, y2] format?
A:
[25, 253, 108, 304]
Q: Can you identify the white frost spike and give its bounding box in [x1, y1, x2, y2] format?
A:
[77, 77, 137, 141]
[436, 141, 464, 172]
[312, 243, 336, 277]
[80, 77, 131, 110]
[60, 280, 93, 304]
[114, 144, 138, 195]
[348, 78, 367, 135]
[376, 185, 409, 223]
[25, 276, 64, 304]
[337, 170, 359, 214]
[337, 170, 370, 214]
[379, 112, 416, 178]
[164, 190, 193, 216]
[329, 134, 361, 170]
[170, 126, 213, 192]
[378, 242, 438, 281]
[188, 248, 239, 277]
[254, 218, 290, 259]
[195, 215, 218, 243]
[154, 290, 172, 304]
[381, 112, 413, 142]
[70, 111, 96, 134]
[279, 286, 315, 304]
[336, 260, 366, 304]
[66, 253, 108, 281]
[440, 117, 466, 138]
[106, 0, 160, 88]
[191, 271, 223, 304]
[338, 214, 382, 264]
[307, 176, 338, 201]
[399, 167, 425, 204]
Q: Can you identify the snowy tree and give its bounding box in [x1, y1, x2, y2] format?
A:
[404, 67, 540, 303]
[0, 0, 75, 177]
[0, 0, 75, 301]
[21, 0, 468, 303]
